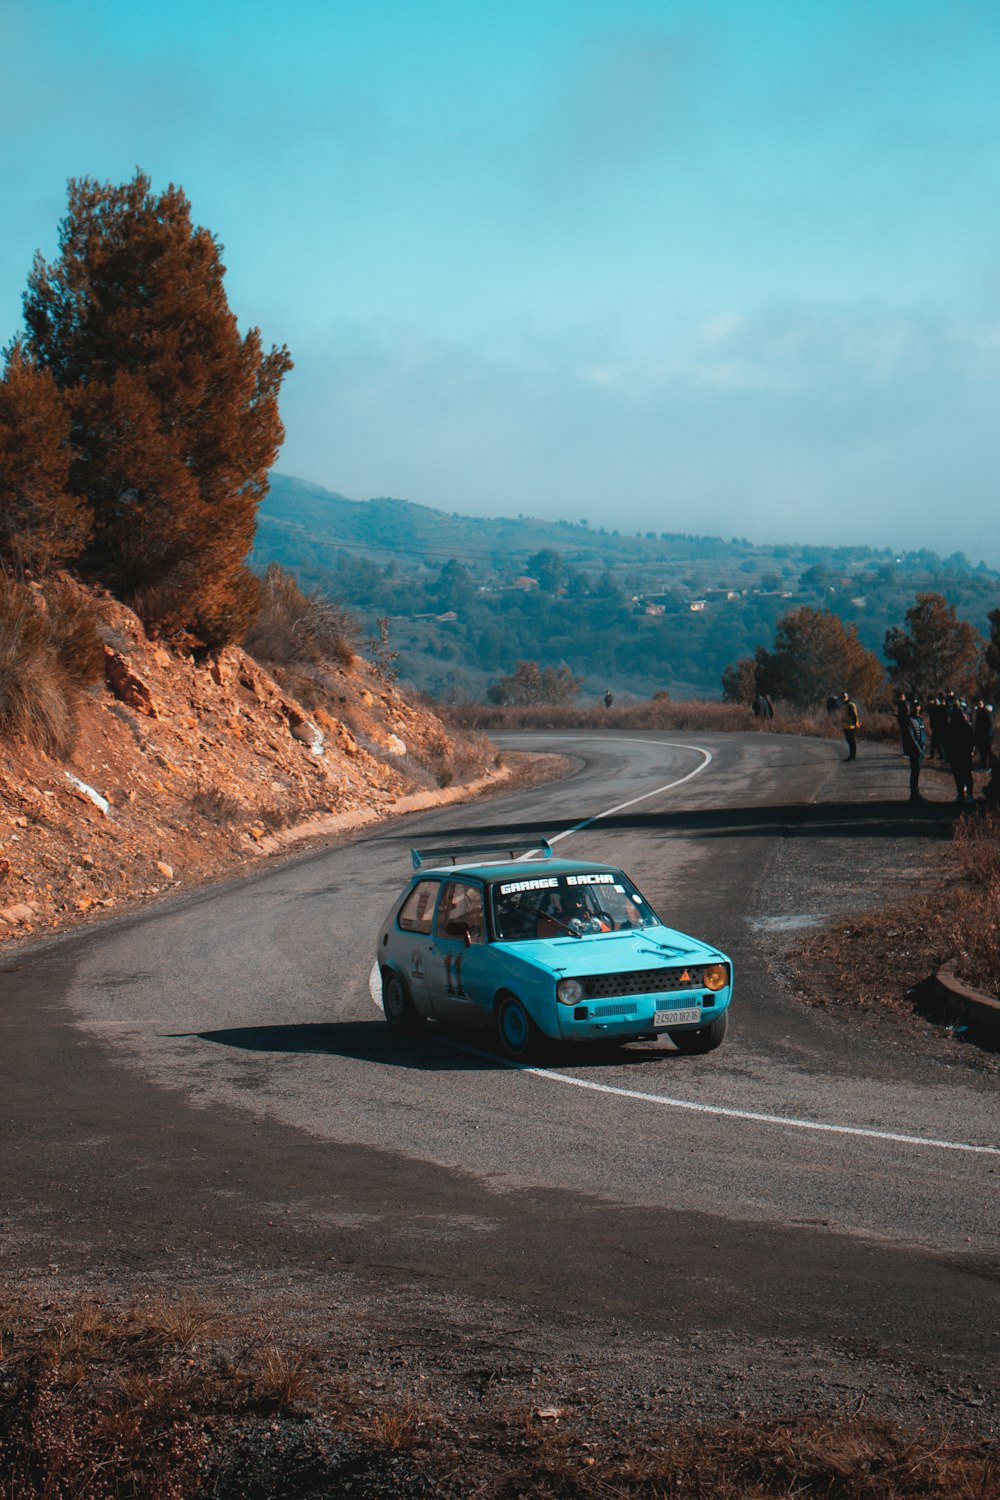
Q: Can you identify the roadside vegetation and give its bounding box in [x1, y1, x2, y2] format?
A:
[452, 693, 898, 745]
[0, 574, 104, 757]
[1, 1293, 996, 1499]
[794, 805, 1000, 1013]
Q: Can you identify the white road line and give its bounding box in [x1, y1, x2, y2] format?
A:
[366, 972, 999, 1157]
[512, 1059, 1000, 1157]
[367, 740, 1000, 1159]
[529, 739, 712, 850]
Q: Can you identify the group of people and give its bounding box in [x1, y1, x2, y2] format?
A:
[895, 691, 995, 805]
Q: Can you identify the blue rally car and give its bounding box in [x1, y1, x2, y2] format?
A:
[376, 840, 733, 1060]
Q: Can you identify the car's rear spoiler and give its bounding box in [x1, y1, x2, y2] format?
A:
[410, 838, 553, 870]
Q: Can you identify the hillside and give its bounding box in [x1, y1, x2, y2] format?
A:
[0, 583, 496, 949]
[254, 475, 1000, 700]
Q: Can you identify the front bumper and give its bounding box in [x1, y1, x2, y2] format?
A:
[555, 989, 731, 1040]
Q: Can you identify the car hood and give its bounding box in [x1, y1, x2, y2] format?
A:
[491, 927, 725, 979]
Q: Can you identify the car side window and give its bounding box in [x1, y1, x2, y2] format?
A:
[397, 880, 439, 935]
[434, 881, 486, 944]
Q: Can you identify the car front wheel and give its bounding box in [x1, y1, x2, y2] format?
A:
[669, 1010, 728, 1054]
[495, 994, 541, 1061]
[382, 971, 425, 1035]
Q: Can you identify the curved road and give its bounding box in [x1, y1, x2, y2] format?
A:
[4, 730, 998, 1422]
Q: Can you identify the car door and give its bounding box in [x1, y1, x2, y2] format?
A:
[394, 878, 441, 1014]
[426, 879, 490, 1026]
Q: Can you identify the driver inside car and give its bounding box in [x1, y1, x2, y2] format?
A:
[536, 888, 613, 938]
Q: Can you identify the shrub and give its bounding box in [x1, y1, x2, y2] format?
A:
[189, 786, 244, 825]
[0, 577, 76, 756]
[946, 808, 1000, 993]
[244, 564, 359, 668]
[43, 581, 105, 685]
[448, 696, 901, 744]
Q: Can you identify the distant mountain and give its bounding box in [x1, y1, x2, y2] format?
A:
[253, 474, 1000, 701]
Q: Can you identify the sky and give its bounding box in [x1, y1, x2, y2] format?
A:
[3, 0, 1000, 565]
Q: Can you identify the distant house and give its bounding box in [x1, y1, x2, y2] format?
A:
[687, 599, 707, 612]
[435, 610, 458, 622]
[510, 575, 538, 591]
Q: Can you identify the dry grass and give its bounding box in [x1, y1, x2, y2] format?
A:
[0, 576, 107, 759]
[243, 563, 359, 668]
[0, 576, 76, 757]
[942, 808, 1000, 993]
[793, 891, 957, 1022]
[243, 1343, 318, 1411]
[403, 720, 497, 789]
[792, 807, 1000, 1034]
[187, 785, 244, 826]
[451, 697, 899, 744]
[491, 1413, 1000, 1498]
[357, 1393, 434, 1452]
[43, 582, 105, 686]
[1, 1293, 996, 1498]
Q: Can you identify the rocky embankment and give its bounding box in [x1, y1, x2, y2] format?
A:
[0, 592, 495, 947]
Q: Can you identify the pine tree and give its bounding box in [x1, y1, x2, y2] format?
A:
[0, 342, 89, 576]
[22, 171, 292, 644]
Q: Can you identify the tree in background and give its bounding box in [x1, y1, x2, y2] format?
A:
[487, 659, 581, 706]
[0, 343, 89, 576]
[431, 558, 476, 612]
[21, 171, 292, 645]
[721, 656, 760, 705]
[525, 548, 566, 593]
[884, 592, 982, 700]
[749, 606, 884, 707]
[980, 608, 1000, 701]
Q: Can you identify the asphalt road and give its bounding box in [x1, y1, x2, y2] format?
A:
[3, 730, 998, 1424]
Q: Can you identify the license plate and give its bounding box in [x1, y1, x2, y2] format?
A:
[655, 1007, 701, 1028]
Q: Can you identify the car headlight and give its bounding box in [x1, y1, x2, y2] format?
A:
[556, 978, 585, 1005]
[702, 963, 729, 992]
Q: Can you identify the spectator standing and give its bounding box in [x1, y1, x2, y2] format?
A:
[840, 691, 861, 761]
[603, 688, 614, 710]
[928, 695, 949, 761]
[901, 701, 927, 802]
[752, 693, 774, 727]
[942, 702, 976, 802]
[896, 693, 911, 755]
[974, 700, 993, 769]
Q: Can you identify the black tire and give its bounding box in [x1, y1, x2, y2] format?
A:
[669, 1010, 728, 1054]
[494, 993, 541, 1062]
[382, 971, 425, 1035]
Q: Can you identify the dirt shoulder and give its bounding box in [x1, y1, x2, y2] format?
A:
[751, 739, 1000, 1074]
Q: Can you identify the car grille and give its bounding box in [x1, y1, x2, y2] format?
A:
[591, 1001, 638, 1018]
[581, 967, 706, 1000]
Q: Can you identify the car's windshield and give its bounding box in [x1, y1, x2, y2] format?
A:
[490, 871, 660, 942]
